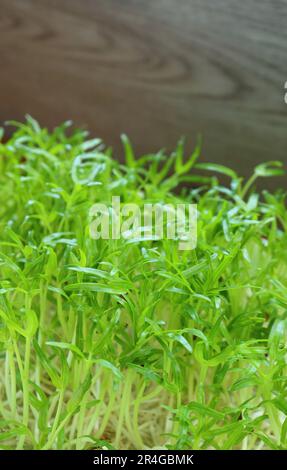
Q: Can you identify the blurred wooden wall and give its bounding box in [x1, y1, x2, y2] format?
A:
[1, 0, 287, 184]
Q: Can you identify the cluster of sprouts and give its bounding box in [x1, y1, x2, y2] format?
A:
[0, 118, 286, 449]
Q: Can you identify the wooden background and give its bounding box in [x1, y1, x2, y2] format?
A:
[1, 0, 287, 185]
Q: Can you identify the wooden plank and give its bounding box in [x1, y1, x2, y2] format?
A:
[0, 0, 286, 185]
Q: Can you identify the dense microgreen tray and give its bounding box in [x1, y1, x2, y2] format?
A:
[0, 116, 286, 450]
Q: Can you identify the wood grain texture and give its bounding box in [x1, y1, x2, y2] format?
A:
[0, 0, 287, 186]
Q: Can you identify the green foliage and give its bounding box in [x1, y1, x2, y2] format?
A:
[0, 117, 286, 449]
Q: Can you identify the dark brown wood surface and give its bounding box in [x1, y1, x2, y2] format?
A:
[0, 0, 287, 185]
